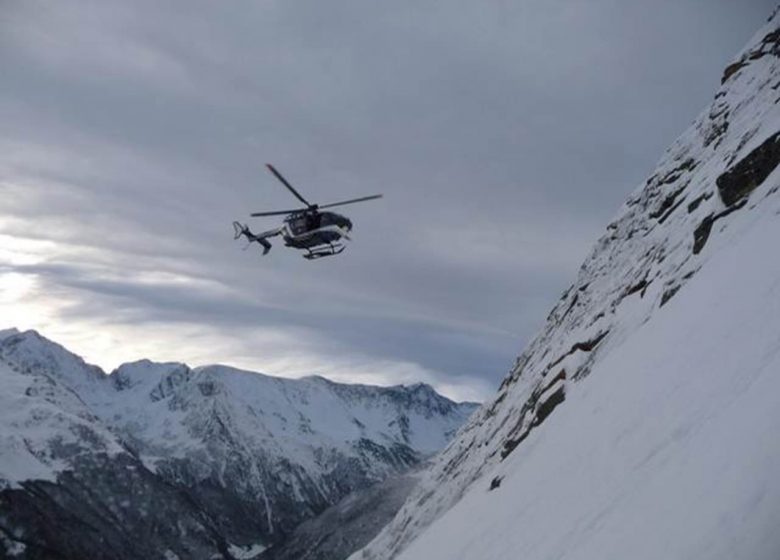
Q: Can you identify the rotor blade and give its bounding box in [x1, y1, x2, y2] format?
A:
[318, 194, 383, 209]
[266, 164, 311, 207]
[250, 208, 306, 217]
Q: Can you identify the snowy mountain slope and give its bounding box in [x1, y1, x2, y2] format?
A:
[353, 12, 780, 560]
[396, 183, 780, 560]
[0, 328, 107, 402]
[0, 331, 229, 560]
[0, 331, 123, 486]
[0, 329, 476, 556]
[92, 361, 476, 545]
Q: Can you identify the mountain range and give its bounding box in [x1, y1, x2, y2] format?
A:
[0, 329, 476, 559]
[4, 8, 780, 560]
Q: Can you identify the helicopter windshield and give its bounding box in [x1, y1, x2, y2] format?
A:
[287, 213, 323, 235]
[287, 216, 308, 234]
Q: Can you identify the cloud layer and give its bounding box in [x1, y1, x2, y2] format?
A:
[0, 0, 773, 401]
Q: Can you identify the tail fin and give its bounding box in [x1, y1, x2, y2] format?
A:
[233, 221, 248, 240]
[232, 221, 272, 255]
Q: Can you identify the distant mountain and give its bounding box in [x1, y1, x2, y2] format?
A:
[0, 329, 477, 559]
[260, 466, 424, 560]
[0, 331, 228, 560]
[354, 11, 780, 560]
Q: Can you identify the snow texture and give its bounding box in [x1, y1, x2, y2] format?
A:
[0, 334, 125, 487]
[354, 12, 780, 560]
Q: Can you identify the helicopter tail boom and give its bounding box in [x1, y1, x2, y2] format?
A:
[233, 221, 276, 255]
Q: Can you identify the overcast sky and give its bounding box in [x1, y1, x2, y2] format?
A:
[0, 1, 774, 401]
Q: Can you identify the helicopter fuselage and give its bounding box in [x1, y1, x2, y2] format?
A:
[281, 210, 353, 251]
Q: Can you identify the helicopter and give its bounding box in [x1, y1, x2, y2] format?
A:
[234, 164, 383, 260]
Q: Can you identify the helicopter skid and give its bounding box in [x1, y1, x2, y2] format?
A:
[303, 245, 345, 260]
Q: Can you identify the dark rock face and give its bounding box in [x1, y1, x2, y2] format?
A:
[549, 331, 609, 370]
[154, 455, 287, 545]
[488, 476, 503, 491]
[533, 383, 566, 426]
[687, 191, 712, 213]
[721, 60, 748, 84]
[660, 285, 681, 308]
[721, 26, 780, 85]
[260, 471, 421, 560]
[692, 198, 748, 255]
[0, 454, 228, 560]
[717, 132, 780, 206]
[501, 370, 568, 461]
[136, 386, 456, 549]
[692, 214, 715, 255]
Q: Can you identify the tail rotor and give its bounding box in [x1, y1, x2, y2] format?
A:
[232, 221, 274, 255]
[233, 221, 249, 240]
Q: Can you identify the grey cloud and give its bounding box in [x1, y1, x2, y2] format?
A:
[1, 0, 774, 399]
[11, 261, 515, 390]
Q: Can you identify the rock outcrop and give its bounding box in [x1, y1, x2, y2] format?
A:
[353, 11, 780, 560]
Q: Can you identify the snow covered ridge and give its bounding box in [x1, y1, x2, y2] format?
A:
[353, 12, 780, 560]
[0, 329, 477, 557]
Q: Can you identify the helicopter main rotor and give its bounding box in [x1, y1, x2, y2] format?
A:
[250, 164, 382, 218]
[265, 164, 312, 207]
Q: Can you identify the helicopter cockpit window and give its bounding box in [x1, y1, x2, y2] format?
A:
[290, 217, 307, 234]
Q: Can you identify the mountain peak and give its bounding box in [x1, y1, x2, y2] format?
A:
[0, 330, 477, 555]
[0, 327, 20, 341]
[0, 328, 107, 394]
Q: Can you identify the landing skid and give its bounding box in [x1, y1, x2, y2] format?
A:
[303, 244, 345, 260]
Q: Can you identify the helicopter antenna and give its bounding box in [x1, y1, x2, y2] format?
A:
[266, 164, 312, 207]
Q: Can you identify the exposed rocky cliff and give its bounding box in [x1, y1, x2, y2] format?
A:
[260, 467, 423, 560]
[353, 11, 780, 560]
